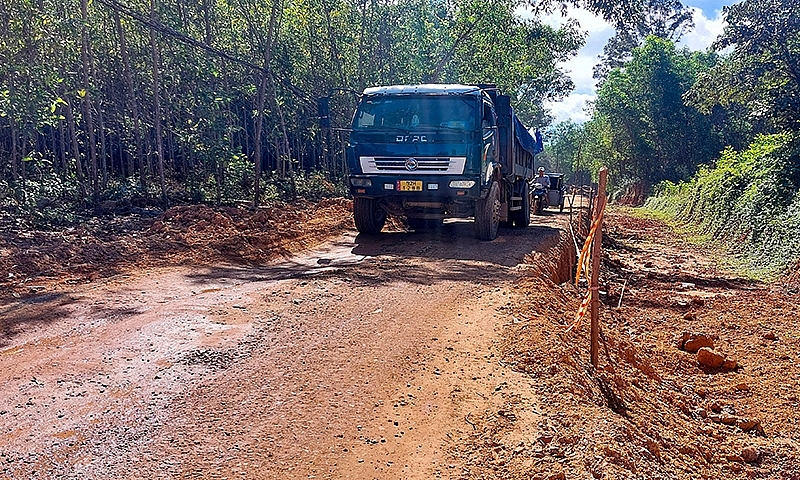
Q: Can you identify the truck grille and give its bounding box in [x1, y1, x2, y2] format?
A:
[359, 156, 466, 175]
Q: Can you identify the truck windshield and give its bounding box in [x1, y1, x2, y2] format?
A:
[353, 96, 476, 131]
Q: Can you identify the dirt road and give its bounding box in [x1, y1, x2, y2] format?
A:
[4, 202, 800, 480]
[0, 214, 570, 479]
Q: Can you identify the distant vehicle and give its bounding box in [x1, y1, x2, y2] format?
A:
[319, 84, 544, 240]
[530, 172, 565, 214]
[545, 173, 566, 212]
[531, 181, 548, 214]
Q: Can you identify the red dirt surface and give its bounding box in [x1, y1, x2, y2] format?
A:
[478, 208, 800, 479]
[1, 201, 799, 479]
[0, 198, 353, 299]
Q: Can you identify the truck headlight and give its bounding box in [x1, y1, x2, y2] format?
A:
[351, 178, 372, 187]
[449, 180, 475, 189]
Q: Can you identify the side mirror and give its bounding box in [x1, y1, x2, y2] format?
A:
[317, 97, 330, 128]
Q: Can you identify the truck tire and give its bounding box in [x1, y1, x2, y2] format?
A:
[475, 181, 500, 240]
[354, 197, 386, 234]
[512, 181, 530, 228]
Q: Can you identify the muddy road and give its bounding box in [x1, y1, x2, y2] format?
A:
[0, 214, 572, 479]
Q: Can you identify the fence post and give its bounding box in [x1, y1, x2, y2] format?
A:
[590, 167, 608, 368]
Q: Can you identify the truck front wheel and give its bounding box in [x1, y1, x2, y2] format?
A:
[354, 197, 386, 234]
[475, 181, 500, 240]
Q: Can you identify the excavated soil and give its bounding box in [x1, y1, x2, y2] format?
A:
[0, 198, 354, 301]
[1, 199, 799, 479]
[480, 209, 800, 479]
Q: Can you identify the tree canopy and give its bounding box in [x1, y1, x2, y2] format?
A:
[577, 37, 719, 195]
[0, 0, 586, 220]
[593, 0, 694, 81]
[686, 0, 800, 133]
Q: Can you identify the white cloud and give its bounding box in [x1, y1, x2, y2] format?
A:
[532, 7, 612, 123]
[523, 6, 727, 125]
[545, 93, 595, 124]
[677, 7, 726, 51]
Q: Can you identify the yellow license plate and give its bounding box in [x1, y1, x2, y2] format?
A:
[397, 180, 423, 192]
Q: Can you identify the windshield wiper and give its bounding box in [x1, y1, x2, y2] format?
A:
[354, 126, 411, 134]
[425, 124, 470, 131]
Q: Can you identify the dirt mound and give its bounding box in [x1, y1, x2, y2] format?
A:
[0, 198, 353, 299]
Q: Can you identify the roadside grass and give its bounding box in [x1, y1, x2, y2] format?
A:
[643, 133, 800, 282]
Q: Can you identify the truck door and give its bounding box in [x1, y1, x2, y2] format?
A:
[481, 99, 497, 185]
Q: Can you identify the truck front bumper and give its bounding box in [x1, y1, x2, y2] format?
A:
[348, 175, 482, 200]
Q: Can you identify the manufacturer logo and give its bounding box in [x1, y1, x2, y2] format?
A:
[405, 158, 418, 171]
[395, 135, 428, 143]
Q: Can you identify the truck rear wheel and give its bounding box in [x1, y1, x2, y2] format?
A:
[512, 181, 530, 228]
[475, 181, 500, 240]
[354, 197, 386, 234]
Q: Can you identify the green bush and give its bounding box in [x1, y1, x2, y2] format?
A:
[645, 133, 800, 278]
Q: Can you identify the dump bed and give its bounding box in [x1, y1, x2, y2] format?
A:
[494, 95, 542, 180]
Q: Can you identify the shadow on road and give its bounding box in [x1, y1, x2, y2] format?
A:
[0, 293, 74, 348]
[181, 218, 565, 288]
[351, 220, 561, 266]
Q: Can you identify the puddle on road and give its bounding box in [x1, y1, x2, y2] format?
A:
[271, 233, 366, 276]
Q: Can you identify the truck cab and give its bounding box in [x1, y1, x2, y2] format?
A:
[342, 84, 540, 240]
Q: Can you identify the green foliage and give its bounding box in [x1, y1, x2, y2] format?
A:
[448, 0, 585, 126]
[293, 169, 349, 200]
[0, 0, 589, 211]
[593, 0, 694, 81]
[645, 133, 800, 277]
[543, 119, 583, 179]
[581, 37, 720, 195]
[686, 0, 800, 132]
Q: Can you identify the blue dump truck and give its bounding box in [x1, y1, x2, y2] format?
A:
[337, 84, 543, 240]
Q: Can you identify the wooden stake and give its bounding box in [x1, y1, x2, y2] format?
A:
[591, 167, 608, 368]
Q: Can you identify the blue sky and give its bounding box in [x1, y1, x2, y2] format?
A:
[525, 0, 732, 124]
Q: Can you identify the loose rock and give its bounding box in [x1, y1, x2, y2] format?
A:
[723, 358, 738, 370]
[697, 347, 725, 368]
[709, 413, 737, 425]
[737, 418, 761, 432]
[741, 446, 759, 463]
[684, 334, 714, 353]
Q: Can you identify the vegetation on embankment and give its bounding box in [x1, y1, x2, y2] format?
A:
[543, 0, 800, 280]
[644, 133, 800, 279]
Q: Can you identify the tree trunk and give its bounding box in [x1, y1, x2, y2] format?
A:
[243, 105, 250, 170]
[80, 0, 99, 199]
[114, 10, 146, 190]
[356, 0, 369, 89]
[96, 101, 108, 187]
[10, 120, 19, 180]
[58, 117, 67, 173]
[150, 0, 168, 208]
[253, 71, 268, 207]
[64, 96, 87, 198]
[250, 0, 282, 207]
[321, 1, 346, 86]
